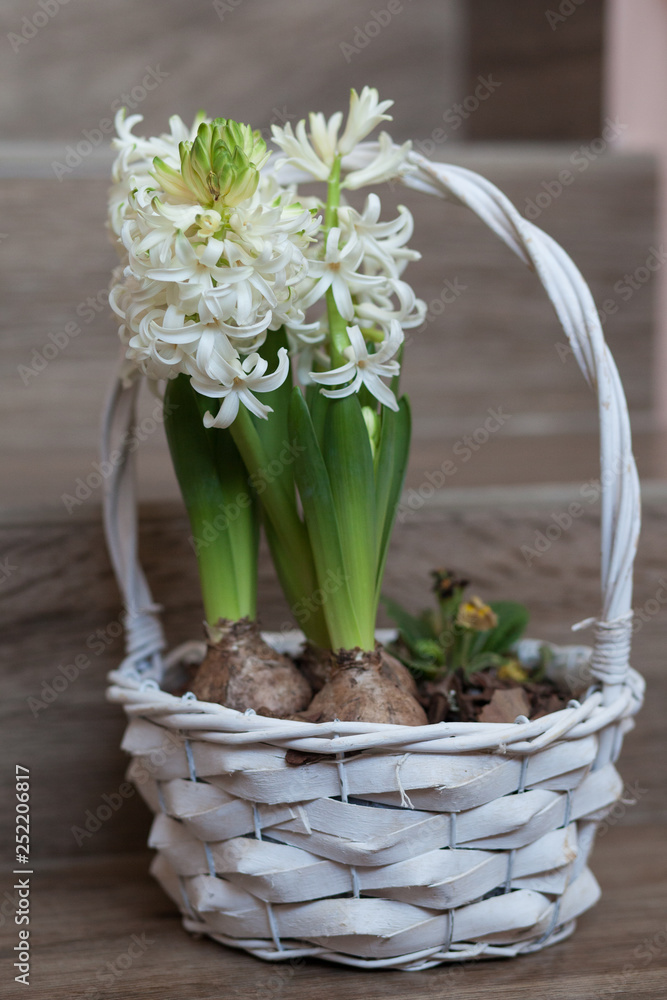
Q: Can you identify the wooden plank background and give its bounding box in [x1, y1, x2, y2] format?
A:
[0, 150, 660, 512]
[467, 0, 604, 140]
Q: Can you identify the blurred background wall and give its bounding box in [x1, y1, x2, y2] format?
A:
[0, 0, 662, 513]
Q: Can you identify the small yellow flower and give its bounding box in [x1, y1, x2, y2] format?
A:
[456, 595, 498, 632]
[498, 658, 530, 683]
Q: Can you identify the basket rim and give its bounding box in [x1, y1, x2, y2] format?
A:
[107, 630, 644, 755]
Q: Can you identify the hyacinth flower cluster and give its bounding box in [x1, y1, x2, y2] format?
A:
[108, 88, 429, 722]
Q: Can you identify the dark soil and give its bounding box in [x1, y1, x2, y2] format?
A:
[422, 667, 573, 725]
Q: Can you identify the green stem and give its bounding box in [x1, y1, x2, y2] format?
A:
[459, 631, 475, 674]
[324, 155, 351, 369]
[163, 375, 258, 625]
[324, 154, 342, 230]
[229, 406, 331, 647]
[230, 407, 302, 545]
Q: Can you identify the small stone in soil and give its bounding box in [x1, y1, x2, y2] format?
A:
[478, 687, 532, 724]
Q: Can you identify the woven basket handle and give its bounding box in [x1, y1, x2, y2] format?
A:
[101, 375, 166, 680]
[402, 153, 640, 702]
[101, 151, 641, 700]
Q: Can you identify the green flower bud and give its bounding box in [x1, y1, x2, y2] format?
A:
[151, 157, 190, 201]
[414, 638, 445, 665]
[161, 118, 269, 210]
[362, 405, 380, 457]
[214, 118, 270, 170]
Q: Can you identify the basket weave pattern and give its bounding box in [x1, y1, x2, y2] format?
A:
[104, 152, 643, 971]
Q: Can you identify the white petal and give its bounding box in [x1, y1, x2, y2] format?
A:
[318, 373, 362, 400]
[238, 387, 273, 420]
[338, 87, 394, 155]
[310, 360, 356, 386]
[331, 275, 355, 321]
[255, 346, 290, 392]
[345, 324, 367, 360]
[362, 371, 399, 411]
[204, 391, 238, 429]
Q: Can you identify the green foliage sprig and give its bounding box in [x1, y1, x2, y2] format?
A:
[382, 570, 533, 681]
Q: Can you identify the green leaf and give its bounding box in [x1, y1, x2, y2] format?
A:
[466, 651, 504, 676]
[262, 516, 330, 648]
[306, 383, 330, 451]
[163, 374, 257, 623]
[288, 387, 362, 649]
[478, 601, 530, 655]
[399, 655, 443, 680]
[380, 593, 436, 650]
[374, 396, 411, 605]
[228, 404, 330, 648]
[250, 328, 294, 498]
[323, 395, 377, 647]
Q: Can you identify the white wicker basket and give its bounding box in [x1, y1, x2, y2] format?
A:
[103, 150, 644, 972]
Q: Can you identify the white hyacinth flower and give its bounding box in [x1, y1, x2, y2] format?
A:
[338, 194, 420, 276]
[342, 132, 413, 191]
[310, 322, 403, 411]
[108, 93, 424, 425]
[300, 227, 385, 320]
[108, 110, 315, 423]
[193, 341, 290, 428]
[271, 86, 410, 190]
[337, 88, 394, 154]
[354, 277, 427, 331]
